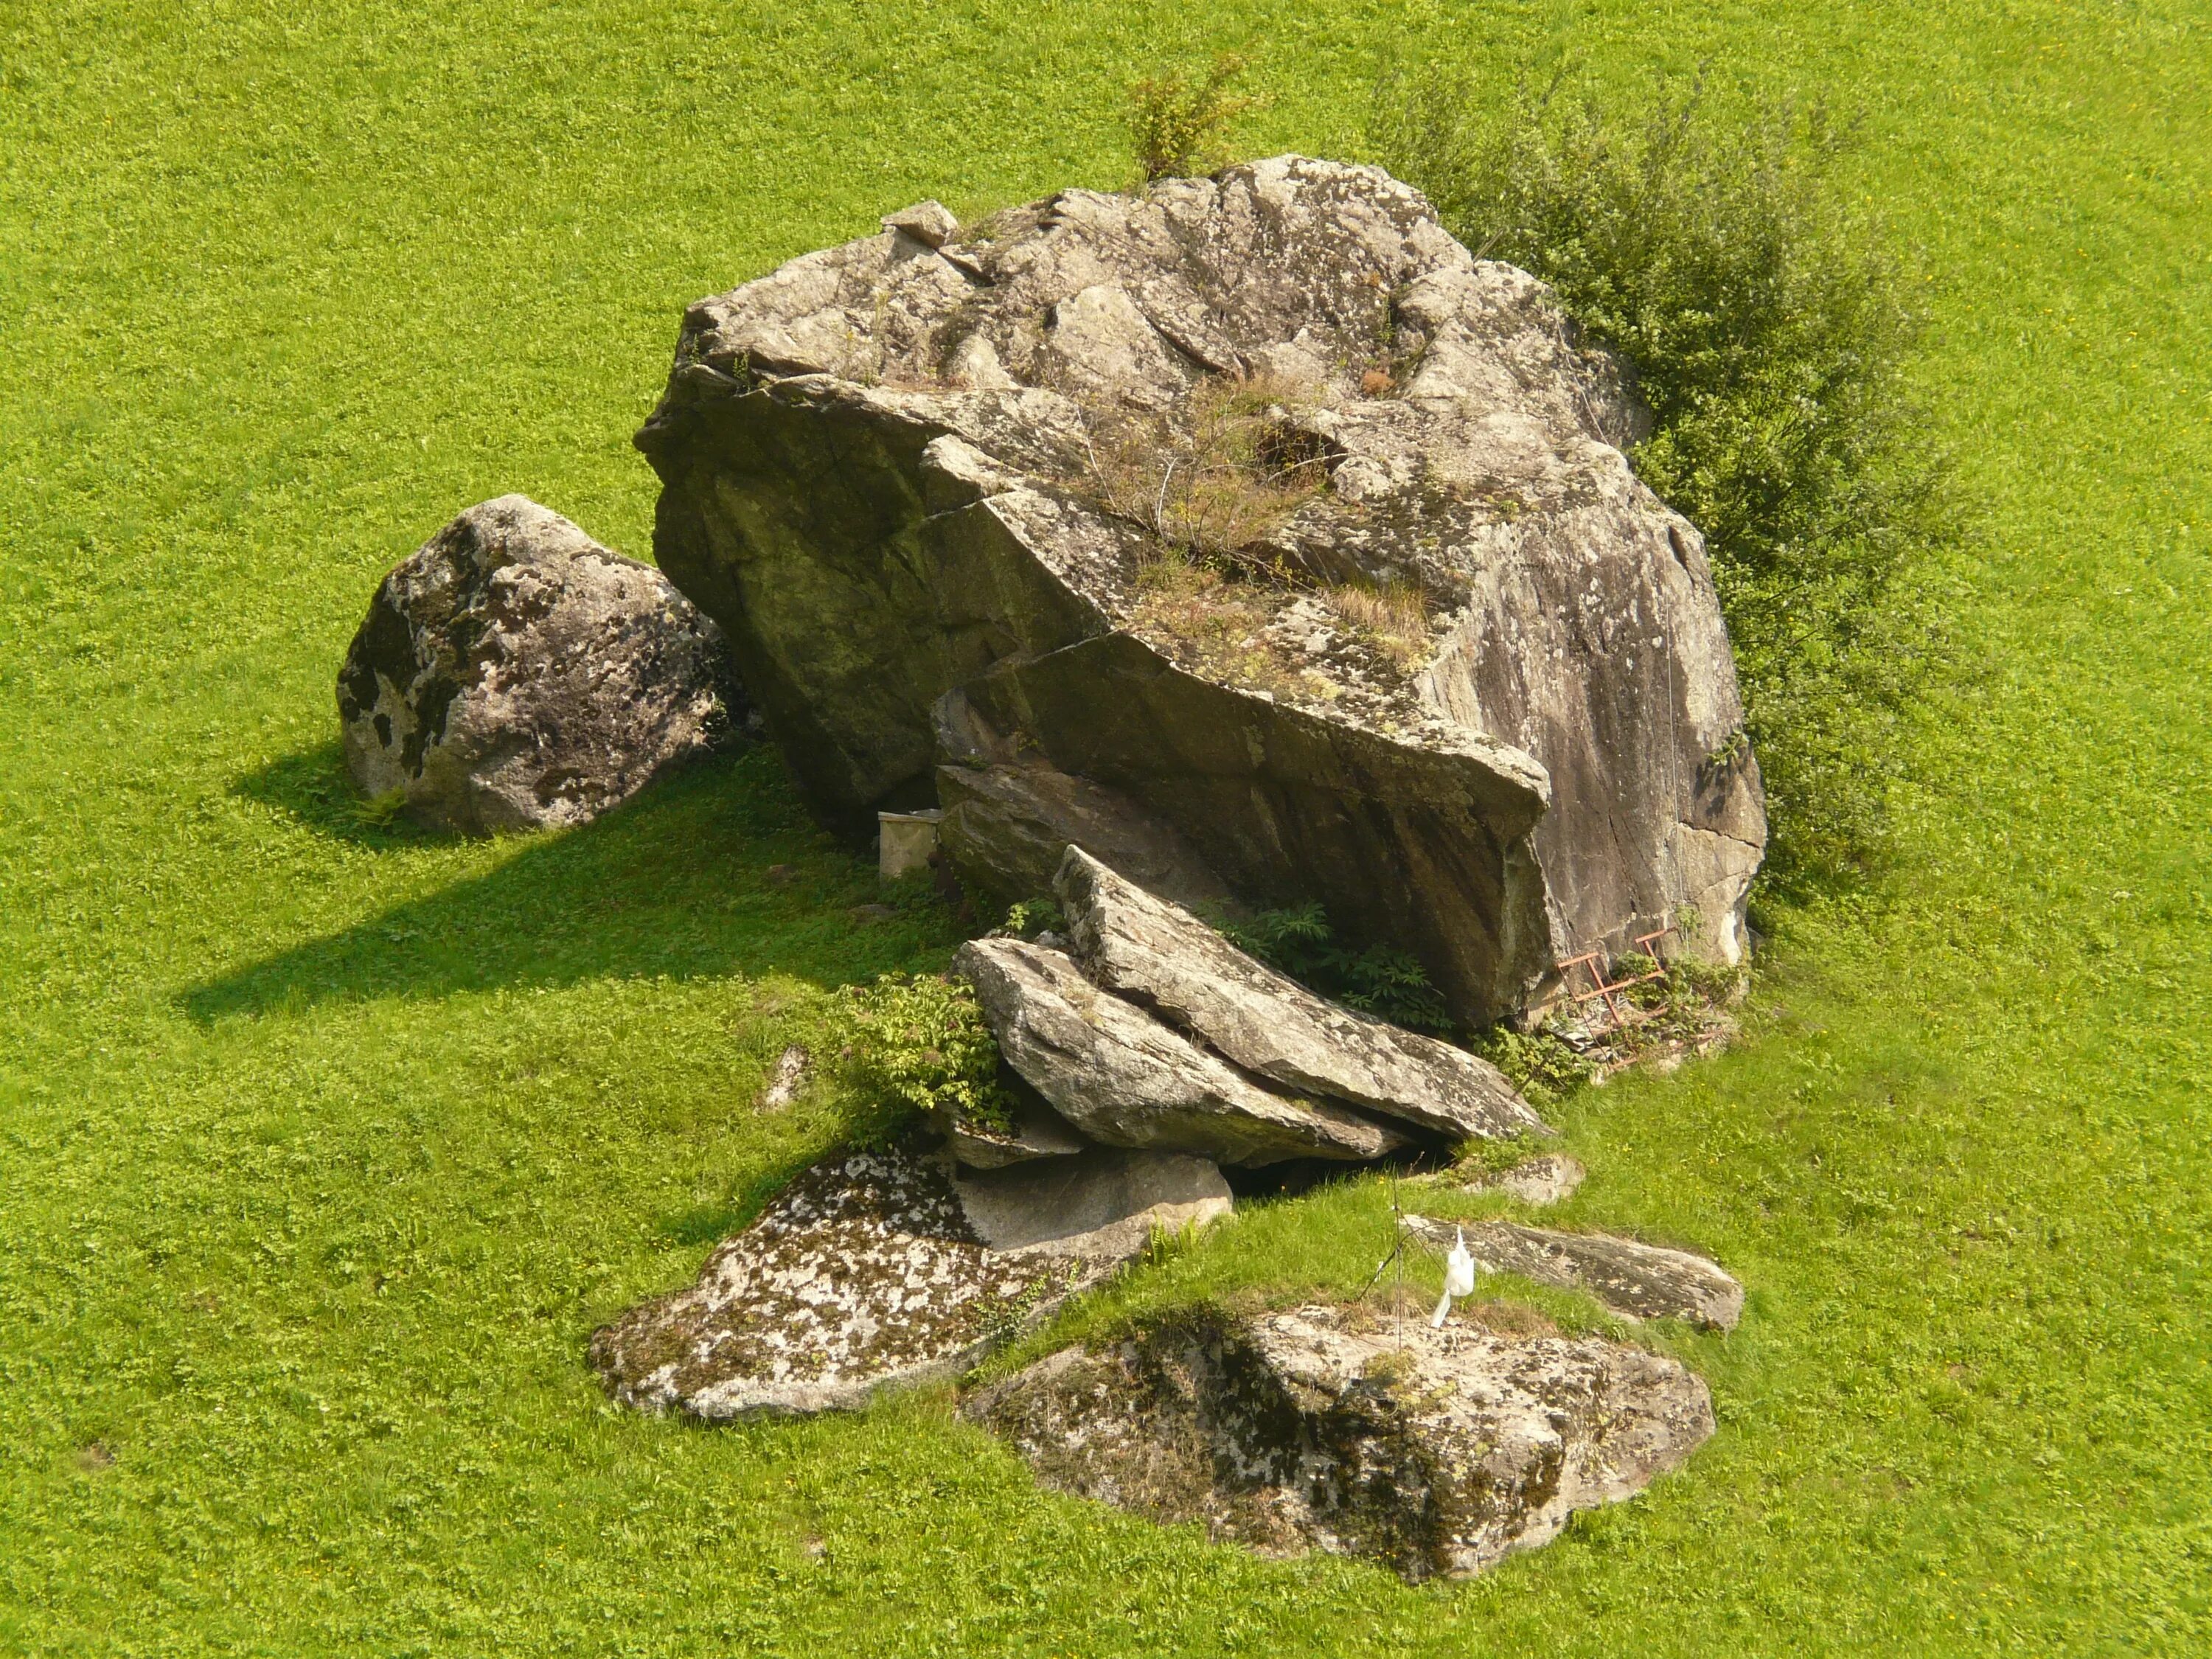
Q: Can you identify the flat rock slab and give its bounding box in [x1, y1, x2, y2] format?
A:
[1410, 1216, 1743, 1331]
[956, 936, 1403, 1166]
[1057, 846, 1545, 1142]
[953, 1147, 1231, 1259]
[338, 495, 737, 833]
[961, 1303, 1713, 1581]
[1454, 1152, 1585, 1206]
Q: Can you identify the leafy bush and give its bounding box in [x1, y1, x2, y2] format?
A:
[824, 973, 1009, 1133]
[1373, 67, 1952, 881]
[1215, 902, 1453, 1032]
[1127, 54, 1253, 183]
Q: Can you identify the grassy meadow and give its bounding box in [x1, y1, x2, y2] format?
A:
[3, 1, 2208, 1652]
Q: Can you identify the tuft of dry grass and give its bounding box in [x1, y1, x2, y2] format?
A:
[1128, 549, 1326, 702]
[1324, 580, 1434, 671]
[1082, 370, 1333, 564]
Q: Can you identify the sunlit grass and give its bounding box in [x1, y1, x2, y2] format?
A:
[2, 1, 2208, 1653]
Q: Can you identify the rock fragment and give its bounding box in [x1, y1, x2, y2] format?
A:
[952, 1147, 1231, 1259]
[1055, 846, 1545, 1141]
[591, 1144, 1183, 1420]
[1455, 1152, 1586, 1206]
[338, 495, 737, 833]
[1408, 1216, 1744, 1331]
[961, 1302, 1714, 1580]
[956, 937, 1405, 1166]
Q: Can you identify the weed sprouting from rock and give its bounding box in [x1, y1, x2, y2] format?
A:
[1374, 66, 1954, 883]
[1082, 370, 1332, 561]
[823, 973, 1009, 1135]
[1213, 902, 1453, 1032]
[1128, 54, 1255, 183]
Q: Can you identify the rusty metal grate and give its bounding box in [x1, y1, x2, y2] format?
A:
[1555, 925, 1674, 1032]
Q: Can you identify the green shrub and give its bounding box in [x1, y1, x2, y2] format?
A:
[824, 973, 1009, 1135]
[1373, 67, 1952, 882]
[1215, 902, 1453, 1032]
[1127, 54, 1253, 183]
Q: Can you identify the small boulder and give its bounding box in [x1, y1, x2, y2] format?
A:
[1056, 846, 1545, 1142]
[956, 936, 1405, 1166]
[1408, 1216, 1744, 1331]
[961, 1302, 1714, 1580]
[338, 495, 737, 834]
[592, 1144, 1167, 1420]
[933, 1087, 1090, 1169]
[953, 1147, 1231, 1258]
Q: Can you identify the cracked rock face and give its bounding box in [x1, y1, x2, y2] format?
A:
[638, 157, 1764, 1018]
[961, 1302, 1714, 1581]
[591, 1144, 1222, 1420]
[338, 495, 738, 833]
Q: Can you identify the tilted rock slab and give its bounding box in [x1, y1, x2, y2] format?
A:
[961, 1303, 1714, 1581]
[932, 687, 1234, 912]
[591, 1144, 1228, 1419]
[1056, 845, 1547, 1142]
[1408, 1215, 1745, 1332]
[956, 937, 1404, 1166]
[338, 495, 737, 833]
[636, 156, 1764, 1020]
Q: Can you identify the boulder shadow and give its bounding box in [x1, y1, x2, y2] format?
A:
[184, 745, 963, 1021]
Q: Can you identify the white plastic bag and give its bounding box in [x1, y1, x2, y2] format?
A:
[1431, 1227, 1478, 1327]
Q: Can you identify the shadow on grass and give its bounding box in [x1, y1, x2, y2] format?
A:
[186, 744, 963, 1020]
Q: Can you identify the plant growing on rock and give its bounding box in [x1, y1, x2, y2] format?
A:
[823, 973, 1010, 1135]
[1374, 67, 1952, 882]
[1214, 902, 1453, 1032]
[1128, 54, 1255, 182]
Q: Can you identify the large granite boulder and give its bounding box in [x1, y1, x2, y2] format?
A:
[636, 158, 1764, 1020]
[590, 1143, 1229, 1419]
[961, 1301, 1715, 1581]
[338, 495, 738, 833]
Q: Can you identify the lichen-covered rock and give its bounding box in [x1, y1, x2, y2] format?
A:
[338, 495, 737, 833]
[955, 936, 1405, 1166]
[1055, 846, 1545, 1142]
[1408, 1215, 1744, 1331]
[636, 156, 1764, 1020]
[960, 1302, 1714, 1580]
[594, 1144, 1195, 1420]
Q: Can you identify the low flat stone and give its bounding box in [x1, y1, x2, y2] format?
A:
[1408, 1216, 1743, 1331]
[1455, 1152, 1585, 1206]
[953, 1147, 1231, 1259]
[933, 1088, 1091, 1169]
[1056, 847, 1545, 1142]
[961, 1302, 1714, 1581]
[589, 1146, 1105, 1420]
[956, 937, 1404, 1166]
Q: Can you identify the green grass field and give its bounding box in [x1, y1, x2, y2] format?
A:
[4, 1, 2208, 1652]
